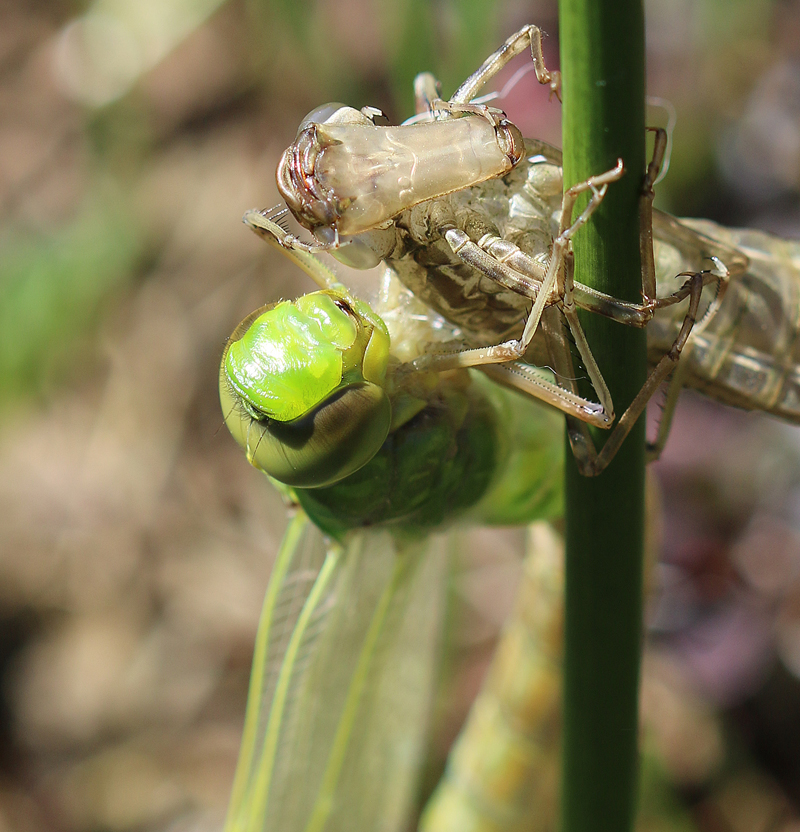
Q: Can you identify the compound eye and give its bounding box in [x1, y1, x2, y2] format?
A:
[220, 375, 391, 488]
[296, 103, 348, 135]
[297, 103, 375, 136]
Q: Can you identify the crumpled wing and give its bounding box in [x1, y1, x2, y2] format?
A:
[225, 511, 452, 832]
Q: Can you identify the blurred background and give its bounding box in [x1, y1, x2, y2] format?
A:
[0, 0, 799, 830]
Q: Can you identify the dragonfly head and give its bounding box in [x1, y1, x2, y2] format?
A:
[220, 288, 392, 488]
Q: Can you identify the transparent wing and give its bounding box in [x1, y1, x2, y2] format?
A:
[225, 510, 452, 832]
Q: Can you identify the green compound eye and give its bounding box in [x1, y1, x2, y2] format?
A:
[220, 375, 391, 487]
[224, 294, 357, 422]
[220, 289, 392, 488]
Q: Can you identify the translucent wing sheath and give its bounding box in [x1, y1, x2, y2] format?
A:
[226, 513, 452, 832]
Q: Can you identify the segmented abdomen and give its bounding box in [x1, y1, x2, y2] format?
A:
[650, 220, 800, 422]
[419, 523, 563, 832]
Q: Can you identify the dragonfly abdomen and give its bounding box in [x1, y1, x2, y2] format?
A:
[650, 222, 800, 422]
[420, 523, 564, 832]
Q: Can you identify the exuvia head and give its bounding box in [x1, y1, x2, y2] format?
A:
[276, 101, 524, 242]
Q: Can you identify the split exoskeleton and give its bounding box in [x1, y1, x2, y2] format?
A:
[246, 25, 752, 476]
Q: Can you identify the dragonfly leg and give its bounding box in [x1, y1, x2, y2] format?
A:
[569, 129, 733, 328]
[413, 25, 560, 119]
[644, 350, 692, 463]
[639, 127, 668, 303]
[564, 269, 707, 475]
[532, 133, 737, 472]
[412, 164, 626, 428]
[561, 130, 742, 470]
[475, 246, 618, 432]
[451, 24, 561, 104]
[518, 158, 626, 352]
[477, 190, 714, 474]
[463, 162, 627, 410]
[413, 72, 441, 115]
[479, 302, 615, 429]
[243, 206, 341, 257]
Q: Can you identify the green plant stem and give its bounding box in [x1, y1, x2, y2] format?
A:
[557, 2, 647, 831]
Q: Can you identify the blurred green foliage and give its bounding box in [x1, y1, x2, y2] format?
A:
[243, 0, 500, 115]
[0, 195, 141, 407]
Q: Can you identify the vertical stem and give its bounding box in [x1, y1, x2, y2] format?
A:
[557, 3, 646, 832]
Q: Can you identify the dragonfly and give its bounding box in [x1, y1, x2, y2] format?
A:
[221, 25, 800, 832]
[220, 226, 565, 832]
[219, 229, 708, 832]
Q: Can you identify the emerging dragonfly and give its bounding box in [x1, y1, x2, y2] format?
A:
[220, 229, 712, 832]
[220, 230, 565, 832]
[221, 24, 800, 832]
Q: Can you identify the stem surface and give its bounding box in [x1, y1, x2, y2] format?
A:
[557, 2, 647, 830]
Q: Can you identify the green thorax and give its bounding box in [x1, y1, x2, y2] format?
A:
[293, 373, 564, 539]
